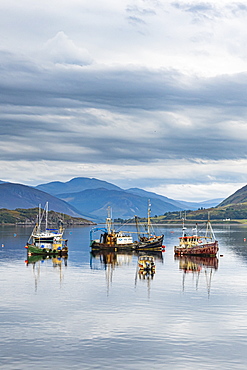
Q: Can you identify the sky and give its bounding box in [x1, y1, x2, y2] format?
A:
[1, 0, 247, 201]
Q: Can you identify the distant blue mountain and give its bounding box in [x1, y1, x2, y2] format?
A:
[126, 188, 186, 209]
[199, 198, 224, 208]
[57, 187, 181, 219]
[173, 198, 224, 209]
[125, 188, 222, 210]
[35, 177, 121, 195]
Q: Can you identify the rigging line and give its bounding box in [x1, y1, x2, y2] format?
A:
[114, 217, 136, 232]
[197, 223, 206, 233]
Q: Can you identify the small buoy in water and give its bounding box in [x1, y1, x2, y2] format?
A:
[13, 233, 17, 237]
[244, 238, 246, 242]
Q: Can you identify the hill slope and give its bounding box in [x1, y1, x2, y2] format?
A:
[0, 183, 85, 218]
[153, 201, 247, 223]
[218, 185, 247, 207]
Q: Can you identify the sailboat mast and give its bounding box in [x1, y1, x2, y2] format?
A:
[38, 204, 41, 233]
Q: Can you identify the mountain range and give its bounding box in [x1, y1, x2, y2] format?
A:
[4, 177, 247, 222]
[35, 177, 224, 219]
[0, 177, 224, 221]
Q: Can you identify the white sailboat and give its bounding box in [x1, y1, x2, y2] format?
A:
[31, 202, 64, 243]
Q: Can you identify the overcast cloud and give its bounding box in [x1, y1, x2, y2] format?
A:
[1, 0, 247, 201]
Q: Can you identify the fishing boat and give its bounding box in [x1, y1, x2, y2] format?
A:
[134, 201, 164, 250]
[174, 218, 218, 257]
[90, 207, 136, 249]
[25, 202, 68, 256]
[90, 202, 164, 251]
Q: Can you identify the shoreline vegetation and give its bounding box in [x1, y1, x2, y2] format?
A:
[115, 202, 247, 225]
[114, 221, 247, 224]
[0, 207, 95, 226]
[2, 201, 247, 226]
[113, 220, 247, 225]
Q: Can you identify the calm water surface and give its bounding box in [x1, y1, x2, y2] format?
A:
[1, 224, 247, 369]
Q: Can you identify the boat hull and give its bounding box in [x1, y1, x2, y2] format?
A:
[174, 241, 219, 257]
[91, 235, 164, 251]
[26, 244, 68, 256]
[90, 241, 138, 250]
[138, 235, 164, 250]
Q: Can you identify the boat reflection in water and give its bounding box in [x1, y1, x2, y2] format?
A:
[25, 254, 68, 291]
[137, 255, 156, 280]
[90, 249, 163, 270]
[90, 249, 163, 293]
[175, 255, 218, 297]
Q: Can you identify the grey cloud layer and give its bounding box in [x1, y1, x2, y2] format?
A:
[1, 51, 247, 109]
[1, 51, 247, 167]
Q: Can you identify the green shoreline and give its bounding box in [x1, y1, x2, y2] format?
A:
[112, 219, 247, 226]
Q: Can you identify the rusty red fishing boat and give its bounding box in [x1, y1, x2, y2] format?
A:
[174, 218, 219, 257]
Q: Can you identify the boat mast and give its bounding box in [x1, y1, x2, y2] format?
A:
[194, 223, 198, 237]
[45, 202, 48, 231]
[106, 206, 112, 234]
[135, 215, 141, 239]
[147, 200, 151, 236]
[38, 204, 41, 234]
[182, 218, 186, 237]
[205, 212, 216, 240]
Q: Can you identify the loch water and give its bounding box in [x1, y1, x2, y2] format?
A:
[1, 224, 247, 369]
